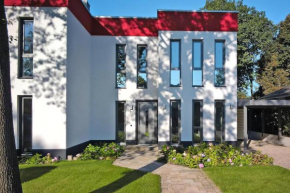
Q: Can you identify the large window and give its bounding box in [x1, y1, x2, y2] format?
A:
[137, 45, 147, 88]
[19, 96, 32, 153]
[192, 40, 203, 86]
[170, 100, 181, 144]
[170, 40, 181, 86]
[215, 101, 225, 143]
[19, 19, 34, 78]
[215, 41, 225, 86]
[116, 102, 126, 143]
[116, 45, 126, 88]
[193, 100, 203, 144]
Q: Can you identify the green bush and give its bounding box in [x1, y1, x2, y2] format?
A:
[80, 142, 124, 160]
[160, 143, 274, 168]
[19, 153, 60, 165]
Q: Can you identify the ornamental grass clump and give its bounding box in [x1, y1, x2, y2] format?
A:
[161, 143, 273, 169]
[80, 142, 124, 160]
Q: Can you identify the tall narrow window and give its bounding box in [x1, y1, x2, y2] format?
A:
[19, 19, 34, 78]
[171, 100, 181, 144]
[116, 45, 126, 88]
[116, 102, 126, 143]
[215, 101, 225, 143]
[215, 41, 225, 86]
[137, 45, 147, 88]
[193, 100, 203, 144]
[192, 40, 203, 86]
[170, 40, 181, 86]
[19, 96, 32, 153]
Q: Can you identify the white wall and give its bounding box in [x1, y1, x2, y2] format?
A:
[158, 31, 237, 142]
[66, 10, 91, 148]
[90, 36, 159, 141]
[6, 6, 67, 149]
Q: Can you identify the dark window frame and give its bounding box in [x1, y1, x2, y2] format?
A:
[214, 40, 226, 87]
[192, 40, 204, 87]
[115, 44, 127, 89]
[137, 44, 148, 89]
[192, 100, 203, 144]
[214, 100, 226, 143]
[170, 99, 181, 144]
[116, 101, 126, 143]
[170, 40, 182, 87]
[18, 17, 34, 79]
[18, 95, 33, 153]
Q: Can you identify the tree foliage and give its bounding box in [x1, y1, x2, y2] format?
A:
[258, 54, 290, 95]
[202, 0, 276, 98]
[256, 14, 290, 97]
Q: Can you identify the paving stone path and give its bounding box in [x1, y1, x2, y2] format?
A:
[248, 140, 290, 170]
[114, 146, 221, 193]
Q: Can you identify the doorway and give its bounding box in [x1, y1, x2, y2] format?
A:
[137, 101, 158, 144]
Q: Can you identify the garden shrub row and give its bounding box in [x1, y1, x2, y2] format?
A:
[19, 142, 124, 164]
[80, 143, 124, 160]
[160, 143, 273, 168]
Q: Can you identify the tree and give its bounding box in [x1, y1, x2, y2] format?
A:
[258, 54, 290, 95]
[277, 14, 290, 69]
[256, 14, 290, 97]
[202, 0, 275, 99]
[0, 1, 23, 192]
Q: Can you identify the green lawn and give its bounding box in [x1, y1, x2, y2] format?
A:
[20, 160, 161, 193]
[204, 166, 290, 193]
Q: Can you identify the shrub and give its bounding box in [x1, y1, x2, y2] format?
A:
[160, 143, 274, 168]
[80, 142, 124, 160]
[19, 153, 60, 165]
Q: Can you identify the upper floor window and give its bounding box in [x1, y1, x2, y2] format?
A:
[192, 40, 203, 86]
[215, 40, 225, 86]
[116, 45, 126, 88]
[19, 19, 34, 78]
[137, 45, 147, 89]
[170, 40, 181, 87]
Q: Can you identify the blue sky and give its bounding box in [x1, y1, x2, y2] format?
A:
[90, 0, 289, 24]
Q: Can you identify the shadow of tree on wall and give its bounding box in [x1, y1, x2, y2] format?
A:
[7, 5, 67, 113]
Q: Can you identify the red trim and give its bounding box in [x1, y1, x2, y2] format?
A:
[93, 18, 158, 36]
[4, 0, 68, 7]
[4, 0, 238, 36]
[157, 11, 238, 32]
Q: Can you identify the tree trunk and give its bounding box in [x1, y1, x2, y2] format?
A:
[0, 1, 23, 193]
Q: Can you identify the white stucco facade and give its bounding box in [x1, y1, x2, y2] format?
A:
[6, 3, 238, 157]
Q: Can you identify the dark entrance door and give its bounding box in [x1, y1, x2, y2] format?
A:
[20, 97, 32, 153]
[137, 101, 158, 144]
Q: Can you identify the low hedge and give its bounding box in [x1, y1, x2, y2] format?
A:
[80, 142, 124, 160]
[161, 143, 273, 168]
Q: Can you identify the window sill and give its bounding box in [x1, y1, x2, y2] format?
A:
[18, 77, 33, 79]
[215, 85, 227, 87]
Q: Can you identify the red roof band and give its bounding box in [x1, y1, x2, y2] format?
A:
[5, 0, 238, 36]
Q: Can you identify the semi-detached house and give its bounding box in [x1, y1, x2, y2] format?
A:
[5, 0, 238, 158]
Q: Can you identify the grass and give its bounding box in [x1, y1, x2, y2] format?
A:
[20, 160, 161, 193]
[204, 166, 290, 193]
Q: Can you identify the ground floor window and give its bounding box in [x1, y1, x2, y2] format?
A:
[215, 100, 225, 143]
[193, 100, 203, 144]
[170, 100, 181, 144]
[19, 96, 32, 153]
[116, 101, 126, 143]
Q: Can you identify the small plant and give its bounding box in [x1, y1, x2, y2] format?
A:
[80, 142, 124, 160]
[19, 153, 60, 165]
[160, 143, 274, 169]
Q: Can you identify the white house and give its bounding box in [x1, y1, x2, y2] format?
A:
[5, 0, 238, 158]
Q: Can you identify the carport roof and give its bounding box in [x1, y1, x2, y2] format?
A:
[238, 99, 290, 108]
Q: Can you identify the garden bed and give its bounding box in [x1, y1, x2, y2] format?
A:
[159, 143, 273, 168]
